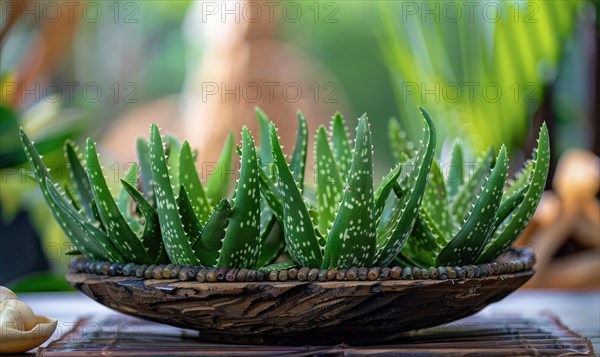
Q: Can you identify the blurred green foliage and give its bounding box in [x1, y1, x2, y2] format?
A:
[378, 0, 584, 153]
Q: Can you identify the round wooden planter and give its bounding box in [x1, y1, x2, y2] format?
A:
[66, 248, 534, 345]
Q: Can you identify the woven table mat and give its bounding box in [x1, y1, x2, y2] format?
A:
[38, 312, 594, 356]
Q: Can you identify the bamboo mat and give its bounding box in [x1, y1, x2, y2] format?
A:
[36, 312, 594, 356]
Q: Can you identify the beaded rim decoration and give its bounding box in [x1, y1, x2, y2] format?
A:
[69, 248, 535, 283]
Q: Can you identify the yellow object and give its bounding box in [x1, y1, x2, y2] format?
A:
[0, 286, 57, 354]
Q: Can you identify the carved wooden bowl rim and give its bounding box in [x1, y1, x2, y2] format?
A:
[65, 248, 535, 345]
[68, 247, 535, 284]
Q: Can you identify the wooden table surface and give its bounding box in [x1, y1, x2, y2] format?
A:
[17, 289, 600, 355]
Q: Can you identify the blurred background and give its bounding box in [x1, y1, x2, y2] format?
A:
[0, 0, 598, 291]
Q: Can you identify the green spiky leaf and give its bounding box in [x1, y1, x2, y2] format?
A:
[322, 114, 376, 269]
[450, 149, 495, 225]
[477, 123, 550, 263]
[331, 112, 352, 182]
[136, 137, 154, 203]
[270, 122, 322, 267]
[258, 164, 283, 219]
[502, 160, 534, 203]
[177, 186, 203, 249]
[193, 198, 232, 266]
[116, 162, 142, 233]
[44, 177, 122, 262]
[180, 141, 212, 224]
[374, 108, 436, 266]
[256, 215, 283, 268]
[64, 141, 96, 220]
[291, 111, 309, 191]
[389, 117, 414, 163]
[447, 140, 465, 197]
[120, 179, 167, 263]
[437, 146, 508, 266]
[164, 135, 182, 192]
[62, 183, 81, 211]
[421, 160, 453, 237]
[493, 183, 528, 232]
[117, 163, 138, 212]
[398, 209, 443, 267]
[217, 127, 261, 268]
[85, 139, 152, 263]
[315, 125, 344, 235]
[255, 107, 274, 167]
[374, 163, 402, 223]
[205, 133, 235, 203]
[149, 124, 199, 265]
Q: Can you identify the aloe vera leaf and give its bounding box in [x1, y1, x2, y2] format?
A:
[46, 178, 123, 261]
[258, 165, 283, 219]
[258, 260, 297, 274]
[217, 127, 261, 268]
[291, 111, 309, 191]
[85, 139, 152, 263]
[116, 162, 138, 212]
[436, 146, 508, 266]
[136, 137, 154, 203]
[116, 163, 142, 234]
[117, 163, 139, 212]
[450, 148, 495, 226]
[374, 108, 436, 266]
[392, 180, 404, 200]
[502, 160, 534, 203]
[256, 110, 309, 187]
[315, 126, 344, 235]
[149, 124, 199, 265]
[255, 107, 274, 166]
[164, 135, 182, 192]
[19, 130, 122, 261]
[255, 109, 284, 236]
[447, 140, 465, 198]
[63, 184, 81, 211]
[388, 117, 414, 163]
[421, 160, 453, 237]
[254, 109, 292, 254]
[477, 123, 550, 263]
[193, 198, 232, 266]
[374, 163, 403, 224]
[270, 122, 322, 267]
[400, 210, 443, 267]
[378, 187, 399, 231]
[399, 226, 435, 267]
[177, 185, 203, 247]
[330, 112, 352, 182]
[120, 179, 167, 263]
[493, 183, 528, 232]
[64, 141, 95, 219]
[44, 178, 122, 261]
[256, 215, 284, 267]
[205, 132, 235, 204]
[322, 114, 376, 269]
[179, 141, 212, 224]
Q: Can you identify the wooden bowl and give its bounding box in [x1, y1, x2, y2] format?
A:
[66, 249, 534, 345]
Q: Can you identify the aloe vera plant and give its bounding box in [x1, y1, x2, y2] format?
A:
[21, 107, 546, 272]
[20, 124, 264, 268]
[258, 108, 435, 269]
[392, 121, 550, 267]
